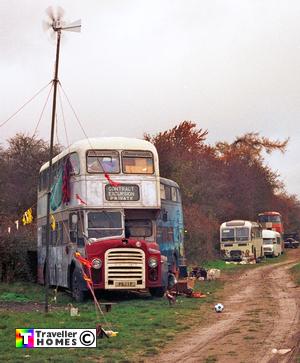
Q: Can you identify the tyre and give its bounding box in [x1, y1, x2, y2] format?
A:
[71, 269, 86, 303]
[149, 286, 166, 297]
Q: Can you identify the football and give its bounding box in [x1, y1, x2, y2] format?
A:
[214, 303, 224, 313]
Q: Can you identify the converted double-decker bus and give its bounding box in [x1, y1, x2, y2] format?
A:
[37, 137, 185, 301]
[258, 211, 283, 234]
[220, 220, 263, 261]
[157, 178, 185, 275]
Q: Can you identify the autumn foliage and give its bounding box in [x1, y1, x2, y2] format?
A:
[146, 121, 300, 263]
[0, 127, 299, 269]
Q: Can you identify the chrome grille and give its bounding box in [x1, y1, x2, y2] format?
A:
[105, 248, 145, 289]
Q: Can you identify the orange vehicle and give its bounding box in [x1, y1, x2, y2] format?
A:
[258, 211, 284, 234]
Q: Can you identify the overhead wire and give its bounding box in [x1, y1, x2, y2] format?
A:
[32, 83, 54, 137]
[0, 81, 52, 129]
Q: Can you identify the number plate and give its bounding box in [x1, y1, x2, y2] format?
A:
[115, 281, 136, 287]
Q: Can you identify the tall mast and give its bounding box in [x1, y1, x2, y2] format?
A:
[43, 7, 81, 313]
[45, 28, 61, 313]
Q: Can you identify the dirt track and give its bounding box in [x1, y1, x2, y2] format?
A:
[156, 249, 300, 363]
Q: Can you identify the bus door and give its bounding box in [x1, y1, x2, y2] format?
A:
[57, 212, 84, 287]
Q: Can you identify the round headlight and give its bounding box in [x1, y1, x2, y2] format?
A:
[92, 258, 102, 269]
[148, 257, 158, 268]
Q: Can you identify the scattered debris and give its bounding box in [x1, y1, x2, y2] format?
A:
[191, 292, 206, 298]
[68, 303, 80, 317]
[190, 267, 207, 279]
[165, 290, 176, 305]
[272, 348, 292, 355]
[207, 269, 221, 280]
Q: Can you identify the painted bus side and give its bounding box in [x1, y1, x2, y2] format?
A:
[156, 178, 185, 274]
[37, 137, 185, 300]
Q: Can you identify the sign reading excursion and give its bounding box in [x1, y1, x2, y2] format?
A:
[105, 184, 140, 201]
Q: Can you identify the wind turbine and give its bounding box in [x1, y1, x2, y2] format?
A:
[43, 7, 81, 313]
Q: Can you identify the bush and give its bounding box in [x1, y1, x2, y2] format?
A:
[0, 230, 36, 283]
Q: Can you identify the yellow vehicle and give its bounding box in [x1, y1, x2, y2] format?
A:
[220, 220, 263, 261]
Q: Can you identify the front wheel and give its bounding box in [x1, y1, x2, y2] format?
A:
[71, 269, 87, 303]
[149, 286, 166, 297]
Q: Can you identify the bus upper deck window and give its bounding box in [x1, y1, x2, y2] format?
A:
[160, 184, 166, 199]
[87, 150, 120, 174]
[171, 187, 177, 202]
[164, 185, 171, 200]
[69, 153, 80, 175]
[122, 150, 154, 174]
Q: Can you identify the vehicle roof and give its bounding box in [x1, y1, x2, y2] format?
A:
[160, 177, 179, 188]
[258, 211, 281, 216]
[262, 229, 280, 238]
[40, 137, 158, 172]
[220, 220, 259, 228]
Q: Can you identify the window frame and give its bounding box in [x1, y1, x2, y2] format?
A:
[121, 150, 155, 175]
[86, 149, 120, 174]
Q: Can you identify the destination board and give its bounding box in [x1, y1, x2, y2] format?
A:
[105, 184, 140, 201]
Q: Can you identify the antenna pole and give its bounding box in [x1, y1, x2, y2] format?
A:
[45, 29, 61, 313]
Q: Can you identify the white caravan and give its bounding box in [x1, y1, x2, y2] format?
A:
[262, 229, 282, 257]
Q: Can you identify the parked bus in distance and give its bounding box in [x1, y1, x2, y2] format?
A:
[262, 229, 282, 257]
[157, 178, 185, 275]
[258, 211, 283, 234]
[220, 220, 263, 261]
[37, 137, 176, 301]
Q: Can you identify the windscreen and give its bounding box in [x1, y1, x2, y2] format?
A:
[221, 228, 234, 241]
[87, 211, 122, 239]
[263, 238, 274, 245]
[236, 227, 249, 241]
[258, 215, 281, 223]
[125, 219, 152, 238]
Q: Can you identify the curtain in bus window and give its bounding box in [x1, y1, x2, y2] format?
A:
[122, 151, 154, 174]
[50, 170, 63, 211]
[62, 157, 72, 204]
[87, 150, 119, 173]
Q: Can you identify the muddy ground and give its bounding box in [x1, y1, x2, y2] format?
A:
[156, 249, 300, 363]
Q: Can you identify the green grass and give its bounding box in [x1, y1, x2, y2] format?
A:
[202, 251, 288, 272]
[0, 280, 222, 362]
[290, 263, 300, 286]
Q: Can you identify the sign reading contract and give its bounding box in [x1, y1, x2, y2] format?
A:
[105, 184, 140, 201]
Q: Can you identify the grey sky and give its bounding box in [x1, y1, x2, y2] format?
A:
[1, 0, 300, 197]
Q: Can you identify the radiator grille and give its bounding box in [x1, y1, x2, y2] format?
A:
[105, 248, 145, 289]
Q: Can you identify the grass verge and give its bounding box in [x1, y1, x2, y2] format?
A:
[0, 253, 290, 363]
[0, 280, 221, 363]
[290, 262, 300, 286]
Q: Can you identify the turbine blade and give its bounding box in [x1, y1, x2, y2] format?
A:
[62, 19, 81, 32]
[57, 6, 65, 21]
[42, 20, 52, 32]
[46, 6, 55, 21]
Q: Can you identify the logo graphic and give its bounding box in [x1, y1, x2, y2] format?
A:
[79, 330, 96, 346]
[16, 329, 96, 348]
[16, 329, 34, 348]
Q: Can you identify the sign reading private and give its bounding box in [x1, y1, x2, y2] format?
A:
[105, 184, 140, 201]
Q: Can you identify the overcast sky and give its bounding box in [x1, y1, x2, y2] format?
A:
[1, 0, 300, 197]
